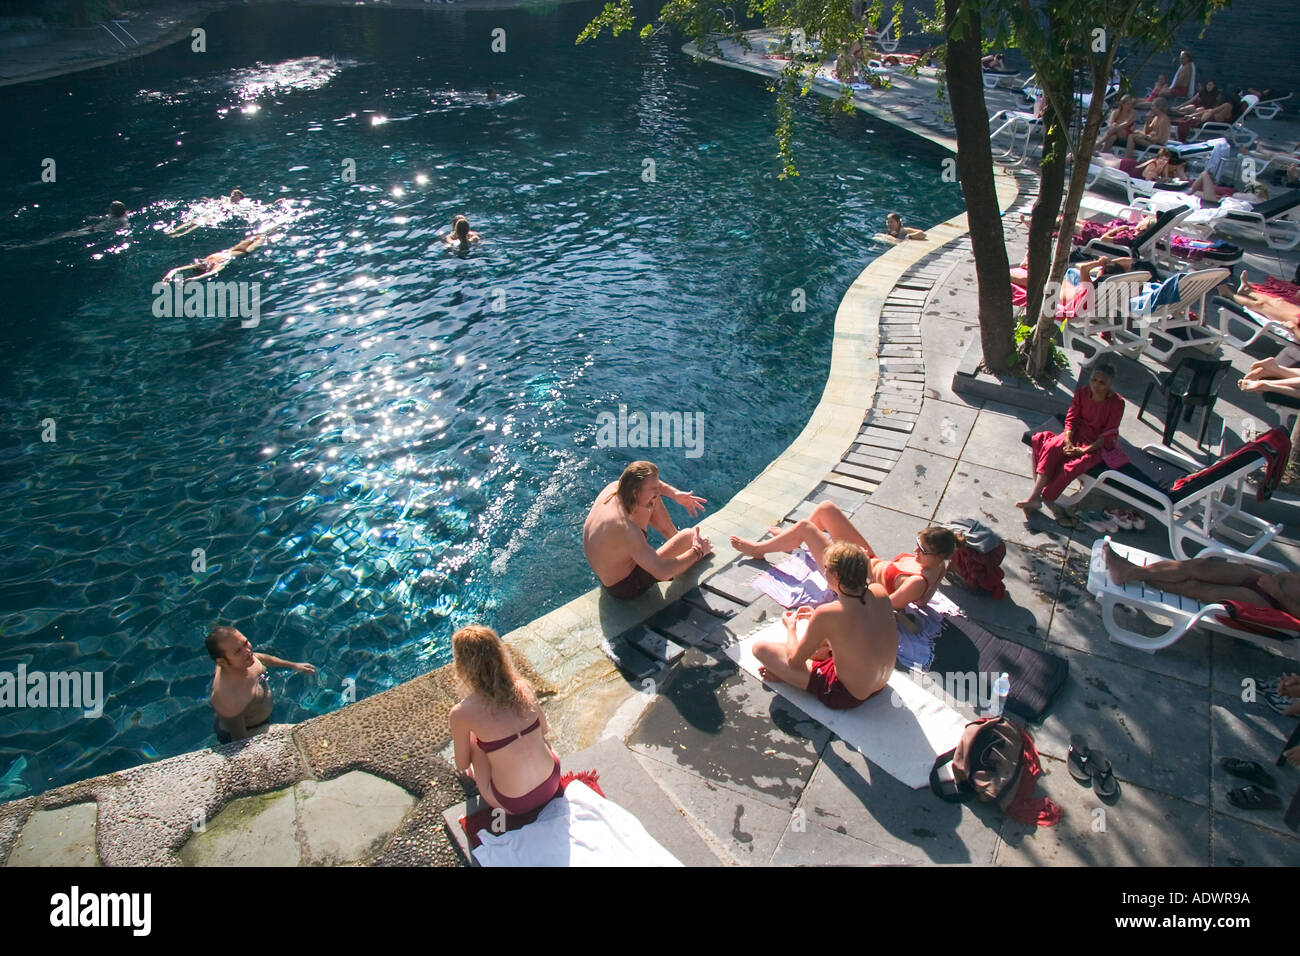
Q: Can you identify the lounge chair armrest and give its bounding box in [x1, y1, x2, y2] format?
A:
[1193, 546, 1290, 573]
[1138, 443, 1202, 471]
[1083, 239, 1131, 258]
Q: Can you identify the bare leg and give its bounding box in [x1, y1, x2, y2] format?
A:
[656, 527, 697, 562]
[1016, 473, 1052, 512]
[648, 495, 676, 538]
[1103, 542, 1259, 588]
[752, 637, 813, 688]
[730, 500, 871, 567]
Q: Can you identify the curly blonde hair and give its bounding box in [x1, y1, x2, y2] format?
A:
[452, 625, 534, 716]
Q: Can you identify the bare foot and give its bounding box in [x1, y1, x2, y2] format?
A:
[1015, 497, 1042, 513]
[730, 535, 767, 559]
[1102, 541, 1139, 585]
[757, 665, 785, 685]
[1238, 269, 1251, 296]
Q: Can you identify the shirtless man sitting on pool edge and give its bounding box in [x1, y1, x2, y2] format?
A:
[583, 460, 711, 600]
[750, 541, 895, 709]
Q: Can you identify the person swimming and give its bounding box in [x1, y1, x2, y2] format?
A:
[162, 234, 266, 281]
[875, 211, 926, 244]
[2, 201, 129, 249]
[443, 214, 482, 247]
[166, 190, 289, 236]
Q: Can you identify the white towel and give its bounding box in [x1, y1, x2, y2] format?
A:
[472, 782, 683, 867]
[724, 620, 969, 789]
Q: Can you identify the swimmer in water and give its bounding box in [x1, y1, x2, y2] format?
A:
[162, 233, 266, 281]
[207, 625, 317, 743]
[875, 211, 926, 243]
[166, 189, 289, 236]
[486, 86, 498, 101]
[443, 214, 481, 248]
[2, 201, 128, 249]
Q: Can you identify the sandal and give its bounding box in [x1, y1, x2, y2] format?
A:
[1089, 750, 1120, 800]
[1227, 785, 1282, 811]
[1068, 734, 1093, 783]
[1220, 757, 1277, 789]
[1123, 510, 1146, 531]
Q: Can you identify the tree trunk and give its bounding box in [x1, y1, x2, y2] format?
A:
[943, 0, 1014, 372]
[1020, 65, 1073, 369]
[1028, 61, 1114, 379]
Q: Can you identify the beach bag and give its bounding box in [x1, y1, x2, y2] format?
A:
[943, 518, 1007, 599]
[929, 717, 1062, 826]
[1214, 600, 1300, 638]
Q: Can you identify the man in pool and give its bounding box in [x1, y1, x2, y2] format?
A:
[166, 189, 285, 236]
[583, 460, 711, 600]
[3, 201, 129, 249]
[749, 541, 895, 709]
[207, 626, 317, 743]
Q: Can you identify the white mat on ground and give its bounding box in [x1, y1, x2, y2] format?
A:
[472, 781, 683, 867]
[724, 619, 968, 789]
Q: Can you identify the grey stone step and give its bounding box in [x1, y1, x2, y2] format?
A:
[625, 625, 686, 664]
[601, 636, 661, 681]
[646, 602, 727, 648]
[855, 426, 909, 450]
[680, 586, 745, 620]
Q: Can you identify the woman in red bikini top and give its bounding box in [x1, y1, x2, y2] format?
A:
[449, 625, 563, 816]
[868, 525, 962, 609]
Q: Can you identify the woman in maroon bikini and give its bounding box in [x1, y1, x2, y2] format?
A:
[449, 625, 562, 816]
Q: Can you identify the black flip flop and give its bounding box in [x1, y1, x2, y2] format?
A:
[1068, 734, 1093, 783]
[1228, 785, 1282, 811]
[1220, 757, 1277, 790]
[1089, 750, 1120, 801]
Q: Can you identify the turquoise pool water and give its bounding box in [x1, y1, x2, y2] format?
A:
[0, 1, 962, 794]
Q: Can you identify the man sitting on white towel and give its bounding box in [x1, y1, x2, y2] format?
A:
[750, 542, 895, 709]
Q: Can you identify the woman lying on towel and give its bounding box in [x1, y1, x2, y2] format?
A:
[1218, 270, 1300, 329]
[1017, 363, 1125, 514]
[730, 502, 961, 610]
[748, 541, 897, 710]
[450, 625, 563, 816]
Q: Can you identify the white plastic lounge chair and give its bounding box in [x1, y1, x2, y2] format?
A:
[1085, 537, 1300, 659]
[1059, 271, 1153, 360]
[1131, 266, 1231, 362]
[989, 107, 1041, 163]
[1054, 439, 1284, 560]
[864, 15, 898, 53]
[1254, 92, 1293, 121]
[1207, 295, 1300, 352]
[1085, 160, 1177, 205]
[1203, 189, 1300, 251]
[1081, 204, 1193, 265]
[1188, 93, 1261, 149]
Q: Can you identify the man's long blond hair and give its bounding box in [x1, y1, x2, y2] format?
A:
[452, 625, 535, 716]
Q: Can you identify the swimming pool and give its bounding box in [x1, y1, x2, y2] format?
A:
[0, 0, 962, 794]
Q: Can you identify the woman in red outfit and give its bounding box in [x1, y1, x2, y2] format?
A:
[1016, 363, 1125, 513]
[449, 625, 563, 816]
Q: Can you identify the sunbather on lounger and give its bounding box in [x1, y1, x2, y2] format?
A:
[1124, 99, 1172, 158]
[450, 625, 563, 815]
[749, 541, 895, 709]
[583, 460, 710, 599]
[1102, 542, 1300, 616]
[1097, 146, 1182, 182]
[1017, 363, 1124, 513]
[1097, 96, 1139, 153]
[730, 501, 959, 610]
[1218, 271, 1300, 330]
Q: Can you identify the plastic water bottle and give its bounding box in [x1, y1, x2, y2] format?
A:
[989, 673, 1011, 717]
